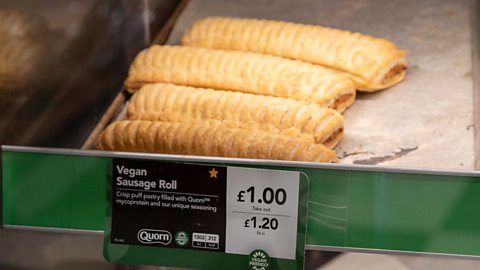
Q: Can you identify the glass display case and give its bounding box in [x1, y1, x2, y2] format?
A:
[1, 0, 480, 269]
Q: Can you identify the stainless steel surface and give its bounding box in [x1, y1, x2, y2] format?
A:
[0, 229, 164, 270]
[0, 229, 111, 270]
[168, 0, 476, 171]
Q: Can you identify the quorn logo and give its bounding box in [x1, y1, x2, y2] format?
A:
[137, 229, 172, 245]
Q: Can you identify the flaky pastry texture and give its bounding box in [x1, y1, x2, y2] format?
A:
[124, 45, 355, 112]
[182, 17, 407, 92]
[96, 120, 337, 163]
[127, 83, 344, 148]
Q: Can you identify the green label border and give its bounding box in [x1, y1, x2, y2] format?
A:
[103, 160, 309, 270]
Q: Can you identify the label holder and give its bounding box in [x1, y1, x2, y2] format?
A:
[103, 158, 309, 270]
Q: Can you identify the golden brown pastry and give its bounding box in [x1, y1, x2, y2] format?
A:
[124, 45, 355, 112]
[127, 83, 344, 148]
[182, 17, 407, 92]
[96, 120, 337, 163]
[130, 111, 318, 143]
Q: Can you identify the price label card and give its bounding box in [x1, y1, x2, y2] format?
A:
[104, 158, 309, 270]
[226, 167, 300, 260]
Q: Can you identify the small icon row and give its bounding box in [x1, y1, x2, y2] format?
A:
[192, 232, 219, 249]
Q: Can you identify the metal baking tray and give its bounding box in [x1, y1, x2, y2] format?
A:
[86, 0, 478, 172]
[164, 0, 478, 171]
[82, 0, 478, 170]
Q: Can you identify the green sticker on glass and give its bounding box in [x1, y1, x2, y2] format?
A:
[103, 158, 309, 269]
[249, 250, 271, 270]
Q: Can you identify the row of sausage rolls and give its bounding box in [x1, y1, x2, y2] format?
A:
[97, 83, 342, 162]
[98, 17, 407, 163]
[182, 17, 407, 92]
[124, 45, 356, 113]
[127, 83, 344, 148]
[97, 120, 337, 163]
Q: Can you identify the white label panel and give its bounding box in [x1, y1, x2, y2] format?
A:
[225, 167, 300, 260]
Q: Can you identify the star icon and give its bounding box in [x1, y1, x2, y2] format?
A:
[209, 168, 219, 178]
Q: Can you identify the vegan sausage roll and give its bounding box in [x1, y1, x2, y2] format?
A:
[96, 120, 337, 163]
[124, 45, 356, 112]
[127, 83, 344, 148]
[182, 17, 407, 92]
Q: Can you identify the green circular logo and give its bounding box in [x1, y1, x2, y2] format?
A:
[175, 231, 189, 246]
[248, 250, 270, 270]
